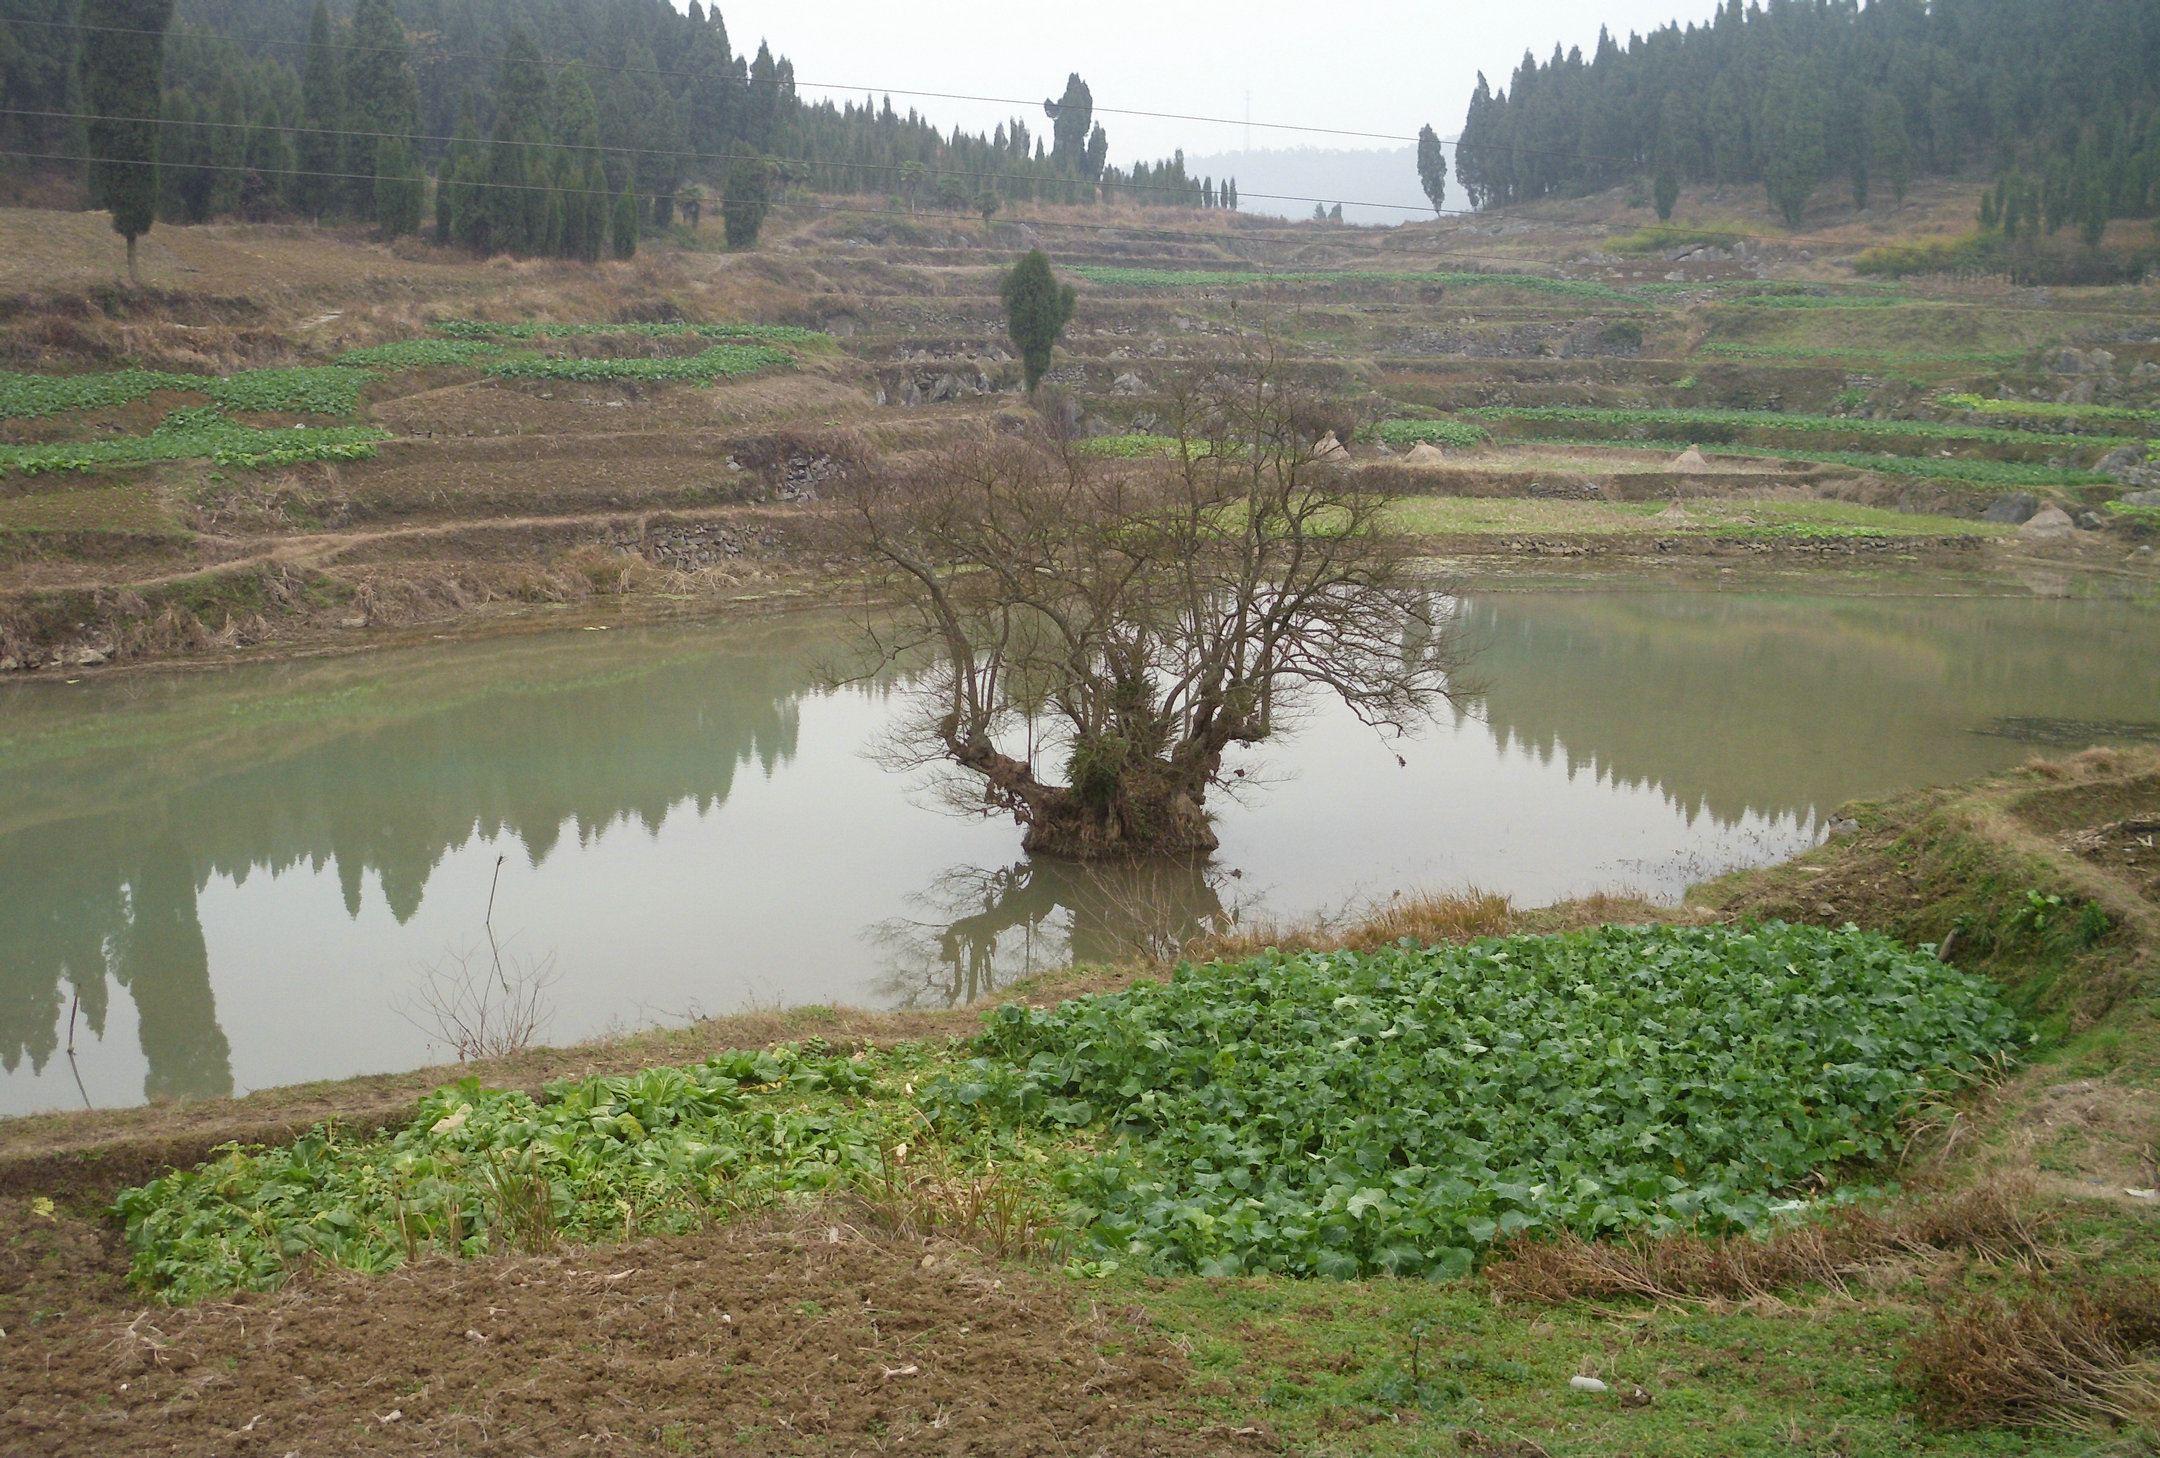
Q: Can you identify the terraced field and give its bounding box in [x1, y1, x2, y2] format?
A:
[0, 197, 2156, 672]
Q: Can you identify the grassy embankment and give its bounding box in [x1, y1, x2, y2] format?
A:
[6, 749, 2157, 1455]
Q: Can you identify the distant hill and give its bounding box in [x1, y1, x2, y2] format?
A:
[1179, 147, 1426, 227]
[1455, 0, 2160, 235]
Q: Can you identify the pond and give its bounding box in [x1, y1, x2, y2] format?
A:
[4, 589, 2158, 1116]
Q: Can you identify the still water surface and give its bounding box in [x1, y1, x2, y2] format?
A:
[4, 591, 2157, 1116]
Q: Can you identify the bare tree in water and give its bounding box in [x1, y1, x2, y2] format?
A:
[837, 338, 1474, 860]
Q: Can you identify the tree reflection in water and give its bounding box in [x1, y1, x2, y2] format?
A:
[868, 857, 1243, 1009]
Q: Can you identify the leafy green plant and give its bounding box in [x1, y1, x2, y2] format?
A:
[334, 339, 506, 369]
[432, 320, 824, 344]
[1696, 343, 2022, 367]
[1461, 404, 2137, 458]
[1375, 420, 1493, 449]
[1066, 266, 1625, 300]
[478, 343, 793, 384]
[0, 406, 387, 477]
[1676, 375, 1699, 391]
[1935, 393, 2158, 432]
[1524, 436, 2111, 487]
[115, 1046, 912, 1302]
[0, 365, 377, 420]
[1731, 294, 1906, 308]
[932, 923, 2016, 1280]
[2105, 499, 2160, 527]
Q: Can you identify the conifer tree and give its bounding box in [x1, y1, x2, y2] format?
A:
[722, 143, 770, 249]
[296, 0, 342, 220]
[1871, 92, 1912, 205]
[78, 0, 175, 282]
[440, 91, 482, 246]
[999, 248, 1075, 394]
[553, 63, 606, 262]
[1045, 74, 1094, 173]
[1417, 124, 1448, 215]
[1759, 63, 1826, 228]
[611, 183, 639, 259]
[1654, 157, 1679, 222]
[373, 135, 423, 236]
[477, 30, 549, 255]
[2076, 143, 2109, 250]
[342, 0, 417, 220]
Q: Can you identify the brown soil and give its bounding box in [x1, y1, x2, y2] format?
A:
[0, 1199, 1224, 1457]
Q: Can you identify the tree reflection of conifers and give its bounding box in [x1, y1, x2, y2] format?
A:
[0, 623, 826, 1105]
[867, 858, 1241, 1010]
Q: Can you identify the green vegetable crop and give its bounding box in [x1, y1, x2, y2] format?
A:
[1459, 403, 2130, 450]
[432, 320, 825, 344]
[1067, 266, 1625, 300]
[1935, 393, 2157, 432]
[1376, 420, 1493, 449]
[0, 365, 377, 420]
[117, 1047, 897, 1302]
[0, 406, 388, 477]
[929, 923, 2015, 1279]
[478, 343, 794, 384]
[334, 339, 507, 369]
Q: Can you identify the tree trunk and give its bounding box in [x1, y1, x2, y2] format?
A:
[126, 233, 138, 285]
[1020, 781, 1218, 860]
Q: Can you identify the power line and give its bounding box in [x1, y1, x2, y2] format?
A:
[0, 105, 1444, 215]
[0, 143, 1616, 277]
[4, 14, 1427, 146]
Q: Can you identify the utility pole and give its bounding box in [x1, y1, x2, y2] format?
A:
[1244, 90, 1251, 153]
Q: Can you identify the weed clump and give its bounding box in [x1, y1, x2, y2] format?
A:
[1482, 1177, 2049, 1304]
[1901, 1283, 2160, 1430]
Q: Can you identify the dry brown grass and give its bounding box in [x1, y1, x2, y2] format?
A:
[1190, 887, 1516, 961]
[1901, 1282, 2160, 1431]
[849, 1136, 1065, 1262]
[1483, 1177, 2053, 1307]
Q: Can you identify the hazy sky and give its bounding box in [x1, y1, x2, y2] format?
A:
[704, 0, 1726, 184]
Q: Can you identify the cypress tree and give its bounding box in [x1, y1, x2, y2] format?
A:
[441, 91, 482, 247]
[553, 63, 605, 262]
[2076, 144, 2110, 250]
[722, 142, 769, 249]
[999, 248, 1075, 394]
[342, 0, 417, 221]
[477, 31, 549, 255]
[1416, 124, 1448, 215]
[78, 0, 175, 282]
[1871, 92, 1912, 205]
[296, 0, 342, 220]
[1760, 63, 1826, 229]
[611, 183, 639, 259]
[373, 135, 423, 237]
[1045, 73, 1092, 173]
[1652, 110, 1679, 221]
[206, 78, 245, 219]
